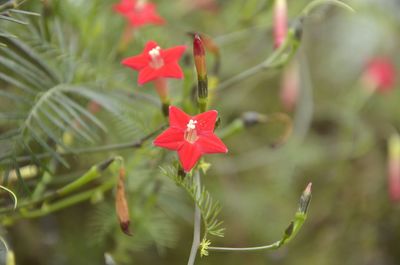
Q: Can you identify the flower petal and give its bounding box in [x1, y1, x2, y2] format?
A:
[169, 106, 191, 129]
[113, 0, 135, 14]
[153, 128, 184, 150]
[162, 46, 187, 64]
[178, 143, 203, 172]
[138, 66, 159, 85]
[194, 110, 218, 132]
[197, 133, 228, 154]
[159, 62, 184, 79]
[122, 54, 148, 70]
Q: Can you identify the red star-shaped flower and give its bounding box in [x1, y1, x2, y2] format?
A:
[122, 41, 186, 85]
[153, 106, 228, 172]
[113, 0, 165, 28]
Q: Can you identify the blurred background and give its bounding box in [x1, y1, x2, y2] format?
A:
[1, 0, 400, 264]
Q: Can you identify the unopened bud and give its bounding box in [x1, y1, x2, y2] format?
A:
[193, 33, 208, 110]
[280, 61, 300, 112]
[116, 167, 132, 236]
[273, 0, 288, 49]
[241, 112, 268, 127]
[298, 182, 312, 214]
[388, 134, 400, 202]
[284, 221, 294, 237]
[98, 157, 115, 172]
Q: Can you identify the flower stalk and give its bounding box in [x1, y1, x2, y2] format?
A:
[187, 170, 202, 265]
[153, 78, 170, 116]
[206, 182, 312, 253]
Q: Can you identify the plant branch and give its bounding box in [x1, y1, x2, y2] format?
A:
[206, 183, 312, 254]
[1, 125, 166, 164]
[216, 27, 300, 93]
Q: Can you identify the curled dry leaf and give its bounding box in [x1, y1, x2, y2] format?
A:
[115, 167, 132, 236]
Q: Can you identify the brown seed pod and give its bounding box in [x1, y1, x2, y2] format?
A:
[115, 167, 132, 236]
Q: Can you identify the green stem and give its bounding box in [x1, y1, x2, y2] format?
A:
[187, 171, 201, 265]
[18, 179, 115, 219]
[208, 242, 280, 252]
[0, 157, 115, 215]
[217, 30, 299, 92]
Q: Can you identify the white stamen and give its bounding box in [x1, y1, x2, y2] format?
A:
[136, 0, 146, 10]
[187, 119, 197, 130]
[184, 119, 198, 144]
[148, 46, 161, 58]
[148, 46, 164, 69]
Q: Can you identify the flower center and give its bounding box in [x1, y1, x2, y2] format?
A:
[184, 119, 199, 144]
[148, 46, 164, 69]
[135, 0, 146, 11]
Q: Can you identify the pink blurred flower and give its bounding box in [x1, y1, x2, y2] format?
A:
[280, 61, 300, 112]
[113, 0, 165, 28]
[363, 57, 396, 93]
[388, 134, 400, 202]
[273, 0, 288, 49]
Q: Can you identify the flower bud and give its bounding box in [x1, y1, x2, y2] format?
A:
[388, 134, 400, 202]
[273, 0, 288, 49]
[116, 167, 132, 236]
[298, 182, 312, 214]
[193, 33, 208, 111]
[241, 112, 268, 127]
[280, 61, 300, 112]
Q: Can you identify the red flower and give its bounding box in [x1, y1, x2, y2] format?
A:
[122, 41, 186, 85]
[153, 106, 228, 172]
[113, 0, 165, 28]
[363, 57, 396, 93]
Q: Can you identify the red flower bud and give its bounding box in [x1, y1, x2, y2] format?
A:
[193, 34, 207, 78]
[280, 61, 300, 112]
[273, 0, 288, 49]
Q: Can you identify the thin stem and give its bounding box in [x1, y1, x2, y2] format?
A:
[217, 33, 297, 93]
[208, 242, 280, 252]
[1, 125, 166, 164]
[187, 171, 201, 265]
[17, 179, 115, 219]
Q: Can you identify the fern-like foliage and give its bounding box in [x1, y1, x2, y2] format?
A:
[0, 36, 122, 166]
[161, 167, 225, 240]
[0, 6, 127, 179]
[0, 1, 39, 28]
